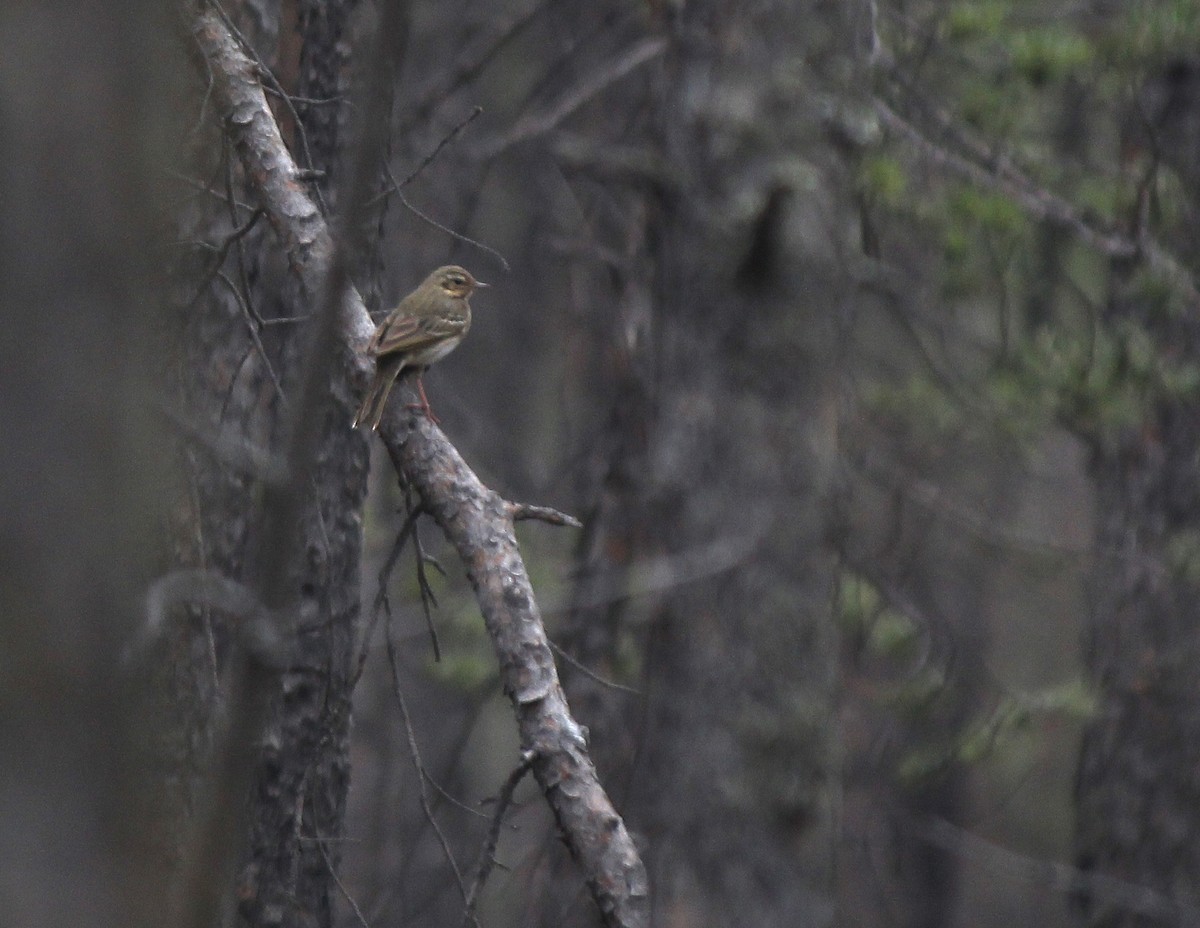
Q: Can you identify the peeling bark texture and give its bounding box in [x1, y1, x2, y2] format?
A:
[193, 2, 373, 924]
[383, 419, 650, 928]
[194, 7, 649, 926]
[193, 11, 337, 289]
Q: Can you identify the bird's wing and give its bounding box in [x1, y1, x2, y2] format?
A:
[369, 310, 468, 357]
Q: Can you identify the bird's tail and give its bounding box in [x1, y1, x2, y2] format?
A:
[353, 356, 406, 431]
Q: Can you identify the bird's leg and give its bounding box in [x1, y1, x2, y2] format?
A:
[405, 372, 440, 424]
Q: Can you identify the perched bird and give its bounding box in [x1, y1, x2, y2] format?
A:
[353, 265, 487, 430]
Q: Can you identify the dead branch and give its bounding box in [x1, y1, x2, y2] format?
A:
[193, 8, 649, 927]
[461, 753, 536, 928]
[510, 502, 584, 528]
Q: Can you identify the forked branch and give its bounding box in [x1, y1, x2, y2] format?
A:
[192, 8, 648, 926]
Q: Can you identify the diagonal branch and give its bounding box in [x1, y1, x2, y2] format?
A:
[874, 98, 1200, 305]
[475, 38, 667, 159]
[193, 9, 649, 928]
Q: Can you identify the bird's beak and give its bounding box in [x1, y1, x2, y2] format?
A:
[475, 281, 490, 288]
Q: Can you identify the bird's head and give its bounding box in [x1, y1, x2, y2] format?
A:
[432, 265, 487, 298]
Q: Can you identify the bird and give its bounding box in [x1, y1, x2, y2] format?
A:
[353, 265, 487, 431]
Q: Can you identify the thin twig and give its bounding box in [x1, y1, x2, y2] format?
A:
[183, 449, 220, 691]
[461, 753, 536, 928]
[213, 270, 286, 403]
[406, 106, 484, 184]
[915, 815, 1196, 924]
[260, 313, 314, 326]
[201, 207, 264, 278]
[385, 165, 511, 272]
[426, 776, 494, 822]
[548, 639, 641, 696]
[351, 505, 426, 690]
[223, 139, 264, 329]
[411, 515, 443, 662]
[181, 205, 263, 313]
[217, 341, 257, 426]
[408, 2, 547, 123]
[317, 837, 372, 928]
[384, 618, 479, 926]
[367, 105, 510, 271]
[165, 167, 254, 211]
[476, 38, 667, 159]
[263, 84, 348, 109]
[369, 106, 484, 206]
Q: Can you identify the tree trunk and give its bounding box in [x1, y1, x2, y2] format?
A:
[559, 3, 863, 924]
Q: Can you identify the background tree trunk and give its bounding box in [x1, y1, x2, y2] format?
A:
[0, 3, 177, 927]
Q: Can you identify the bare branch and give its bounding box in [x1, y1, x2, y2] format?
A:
[352, 504, 427, 690]
[384, 619, 477, 925]
[548, 639, 642, 696]
[138, 568, 283, 659]
[386, 169, 512, 273]
[381, 423, 650, 928]
[461, 754, 536, 928]
[318, 838, 373, 928]
[194, 9, 649, 925]
[207, 0, 329, 215]
[476, 38, 667, 158]
[411, 513, 444, 660]
[510, 502, 584, 528]
[370, 105, 484, 205]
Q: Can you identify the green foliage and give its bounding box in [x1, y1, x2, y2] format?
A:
[858, 154, 908, 206]
[1015, 324, 1143, 436]
[935, 184, 1031, 299]
[1017, 311, 1200, 440]
[1110, 0, 1200, 64]
[429, 648, 496, 691]
[944, 1, 1006, 42]
[869, 609, 922, 661]
[958, 78, 1022, 136]
[897, 680, 1096, 785]
[1165, 529, 1200, 586]
[837, 572, 924, 663]
[948, 186, 1026, 238]
[1009, 27, 1094, 86]
[835, 571, 880, 631]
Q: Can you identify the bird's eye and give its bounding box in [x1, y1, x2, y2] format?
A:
[449, 274, 465, 286]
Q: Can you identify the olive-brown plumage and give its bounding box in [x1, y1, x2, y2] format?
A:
[353, 265, 486, 430]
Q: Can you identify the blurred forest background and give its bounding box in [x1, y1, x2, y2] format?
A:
[6, 0, 1200, 927]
